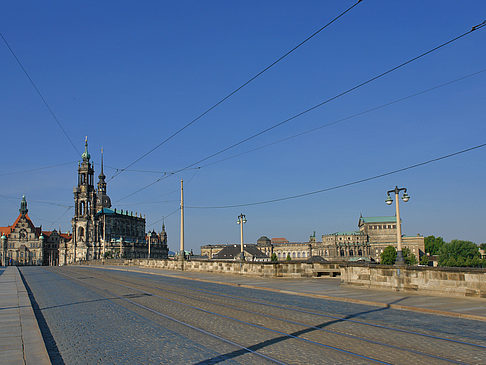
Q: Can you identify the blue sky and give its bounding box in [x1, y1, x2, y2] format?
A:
[1, 1, 485, 251]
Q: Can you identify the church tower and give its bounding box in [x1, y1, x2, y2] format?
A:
[72, 137, 99, 261]
[96, 147, 111, 212]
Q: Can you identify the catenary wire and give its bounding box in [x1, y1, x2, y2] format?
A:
[178, 22, 486, 171]
[0, 33, 80, 156]
[108, 1, 364, 181]
[0, 161, 76, 177]
[199, 68, 486, 168]
[116, 23, 486, 201]
[185, 142, 486, 208]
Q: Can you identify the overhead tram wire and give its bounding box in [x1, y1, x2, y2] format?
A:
[147, 207, 180, 229]
[186, 142, 486, 209]
[0, 33, 80, 156]
[199, 68, 486, 168]
[0, 161, 76, 176]
[116, 22, 486, 202]
[108, 0, 365, 181]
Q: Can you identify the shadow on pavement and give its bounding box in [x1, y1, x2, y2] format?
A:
[194, 297, 408, 364]
[18, 268, 66, 365]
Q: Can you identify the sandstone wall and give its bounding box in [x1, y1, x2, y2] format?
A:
[81, 258, 342, 278]
[340, 264, 486, 298]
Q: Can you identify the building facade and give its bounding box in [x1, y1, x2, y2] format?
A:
[0, 196, 70, 266]
[62, 138, 168, 264]
[201, 215, 424, 263]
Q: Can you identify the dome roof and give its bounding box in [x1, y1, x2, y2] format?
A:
[257, 236, 271, 245]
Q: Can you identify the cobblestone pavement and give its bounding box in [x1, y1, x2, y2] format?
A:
[20, 266, 486, 365]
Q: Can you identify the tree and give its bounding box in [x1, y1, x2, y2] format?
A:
[479, 243, 486, 251]
[286, 253, 292, 261]
[380, 246, 396, 265]
[271, 253, 278, 262]
[420, 255, 429, 266]
[438, 240, 480, 267]
[402, 247, 418, 266]
[424, 235, 445, 255]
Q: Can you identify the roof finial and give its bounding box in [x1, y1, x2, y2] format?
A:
[100, 147, 104, 176]
[81, 136, 91, 161]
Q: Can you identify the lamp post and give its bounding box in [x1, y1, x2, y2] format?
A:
[236, 213, 247, 261]
[385, 186, 410, 265]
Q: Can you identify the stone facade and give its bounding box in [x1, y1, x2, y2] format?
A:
[0, 196, 70, 266]
[62, 138, 168, 264]
[200, 215, 424, 263]
[340, 263, 486, 298]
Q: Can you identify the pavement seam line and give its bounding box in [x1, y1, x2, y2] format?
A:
[84, 265, 486, 322]
[16, 267, 27, 365]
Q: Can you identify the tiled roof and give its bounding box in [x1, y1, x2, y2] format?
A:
[271, 237, 289, 243]
[213, 245, 268, 259]
[0, 226, 12, 236]
[1, 213, 39, 237]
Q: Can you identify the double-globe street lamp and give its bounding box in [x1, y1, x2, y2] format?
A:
[236, 213, 247, 261]
[385, 186, 410, 265]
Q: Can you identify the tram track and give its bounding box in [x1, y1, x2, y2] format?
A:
[56, 267, 485, 364]
[57, 269, 393, 364]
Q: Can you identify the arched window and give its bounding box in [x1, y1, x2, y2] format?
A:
[358, 249, 362, 256]
[78, 227, 85, 240]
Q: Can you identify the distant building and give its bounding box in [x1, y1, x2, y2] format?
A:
[200, 215, 424, 263]
[212, 244, 269, 261]
[0, 196, 70, 266]
[62, 138, 168, 264]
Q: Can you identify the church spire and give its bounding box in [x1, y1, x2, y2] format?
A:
[99, 147, 105, 179]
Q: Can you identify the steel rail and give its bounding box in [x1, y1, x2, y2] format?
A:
[64, 269, 401, 364]
[55, 270, 287, 365]
[108, 275, 467, 364]
[91, 266, 486, 350]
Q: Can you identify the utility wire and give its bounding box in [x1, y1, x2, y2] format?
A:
[116, 22, 486, 201]
[179, 22, 486, 171]
[200, 68, 486, 168]
[147, 207, 180, 228]
[0, 161, 75, 177]
[186, 142, 486, 209]
[109, 0, 364, 181]
[0, 194, 73, 208]
[0, 33, 80, 156]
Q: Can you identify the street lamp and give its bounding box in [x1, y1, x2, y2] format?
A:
[236, 213, 247, 261]
[385, 186, 410, 265]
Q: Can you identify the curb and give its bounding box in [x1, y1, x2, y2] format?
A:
[85, 265, 486, 323]
[15, 267, 51, 365]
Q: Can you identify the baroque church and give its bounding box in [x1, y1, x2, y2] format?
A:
[61, 138, 169, 264]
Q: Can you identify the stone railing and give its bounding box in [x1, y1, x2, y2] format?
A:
[79, 258, 343, 278]
[340, 263, 486, 298]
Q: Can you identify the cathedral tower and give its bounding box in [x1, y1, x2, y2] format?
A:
[72, 137, 99, 261]
[96, 147, 111, 212]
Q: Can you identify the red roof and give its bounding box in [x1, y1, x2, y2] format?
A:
[1, 213, 40, 238]
[271, 237, 289, 244]
[0, 226, 12, 236]
[60, 233, 72, 240]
